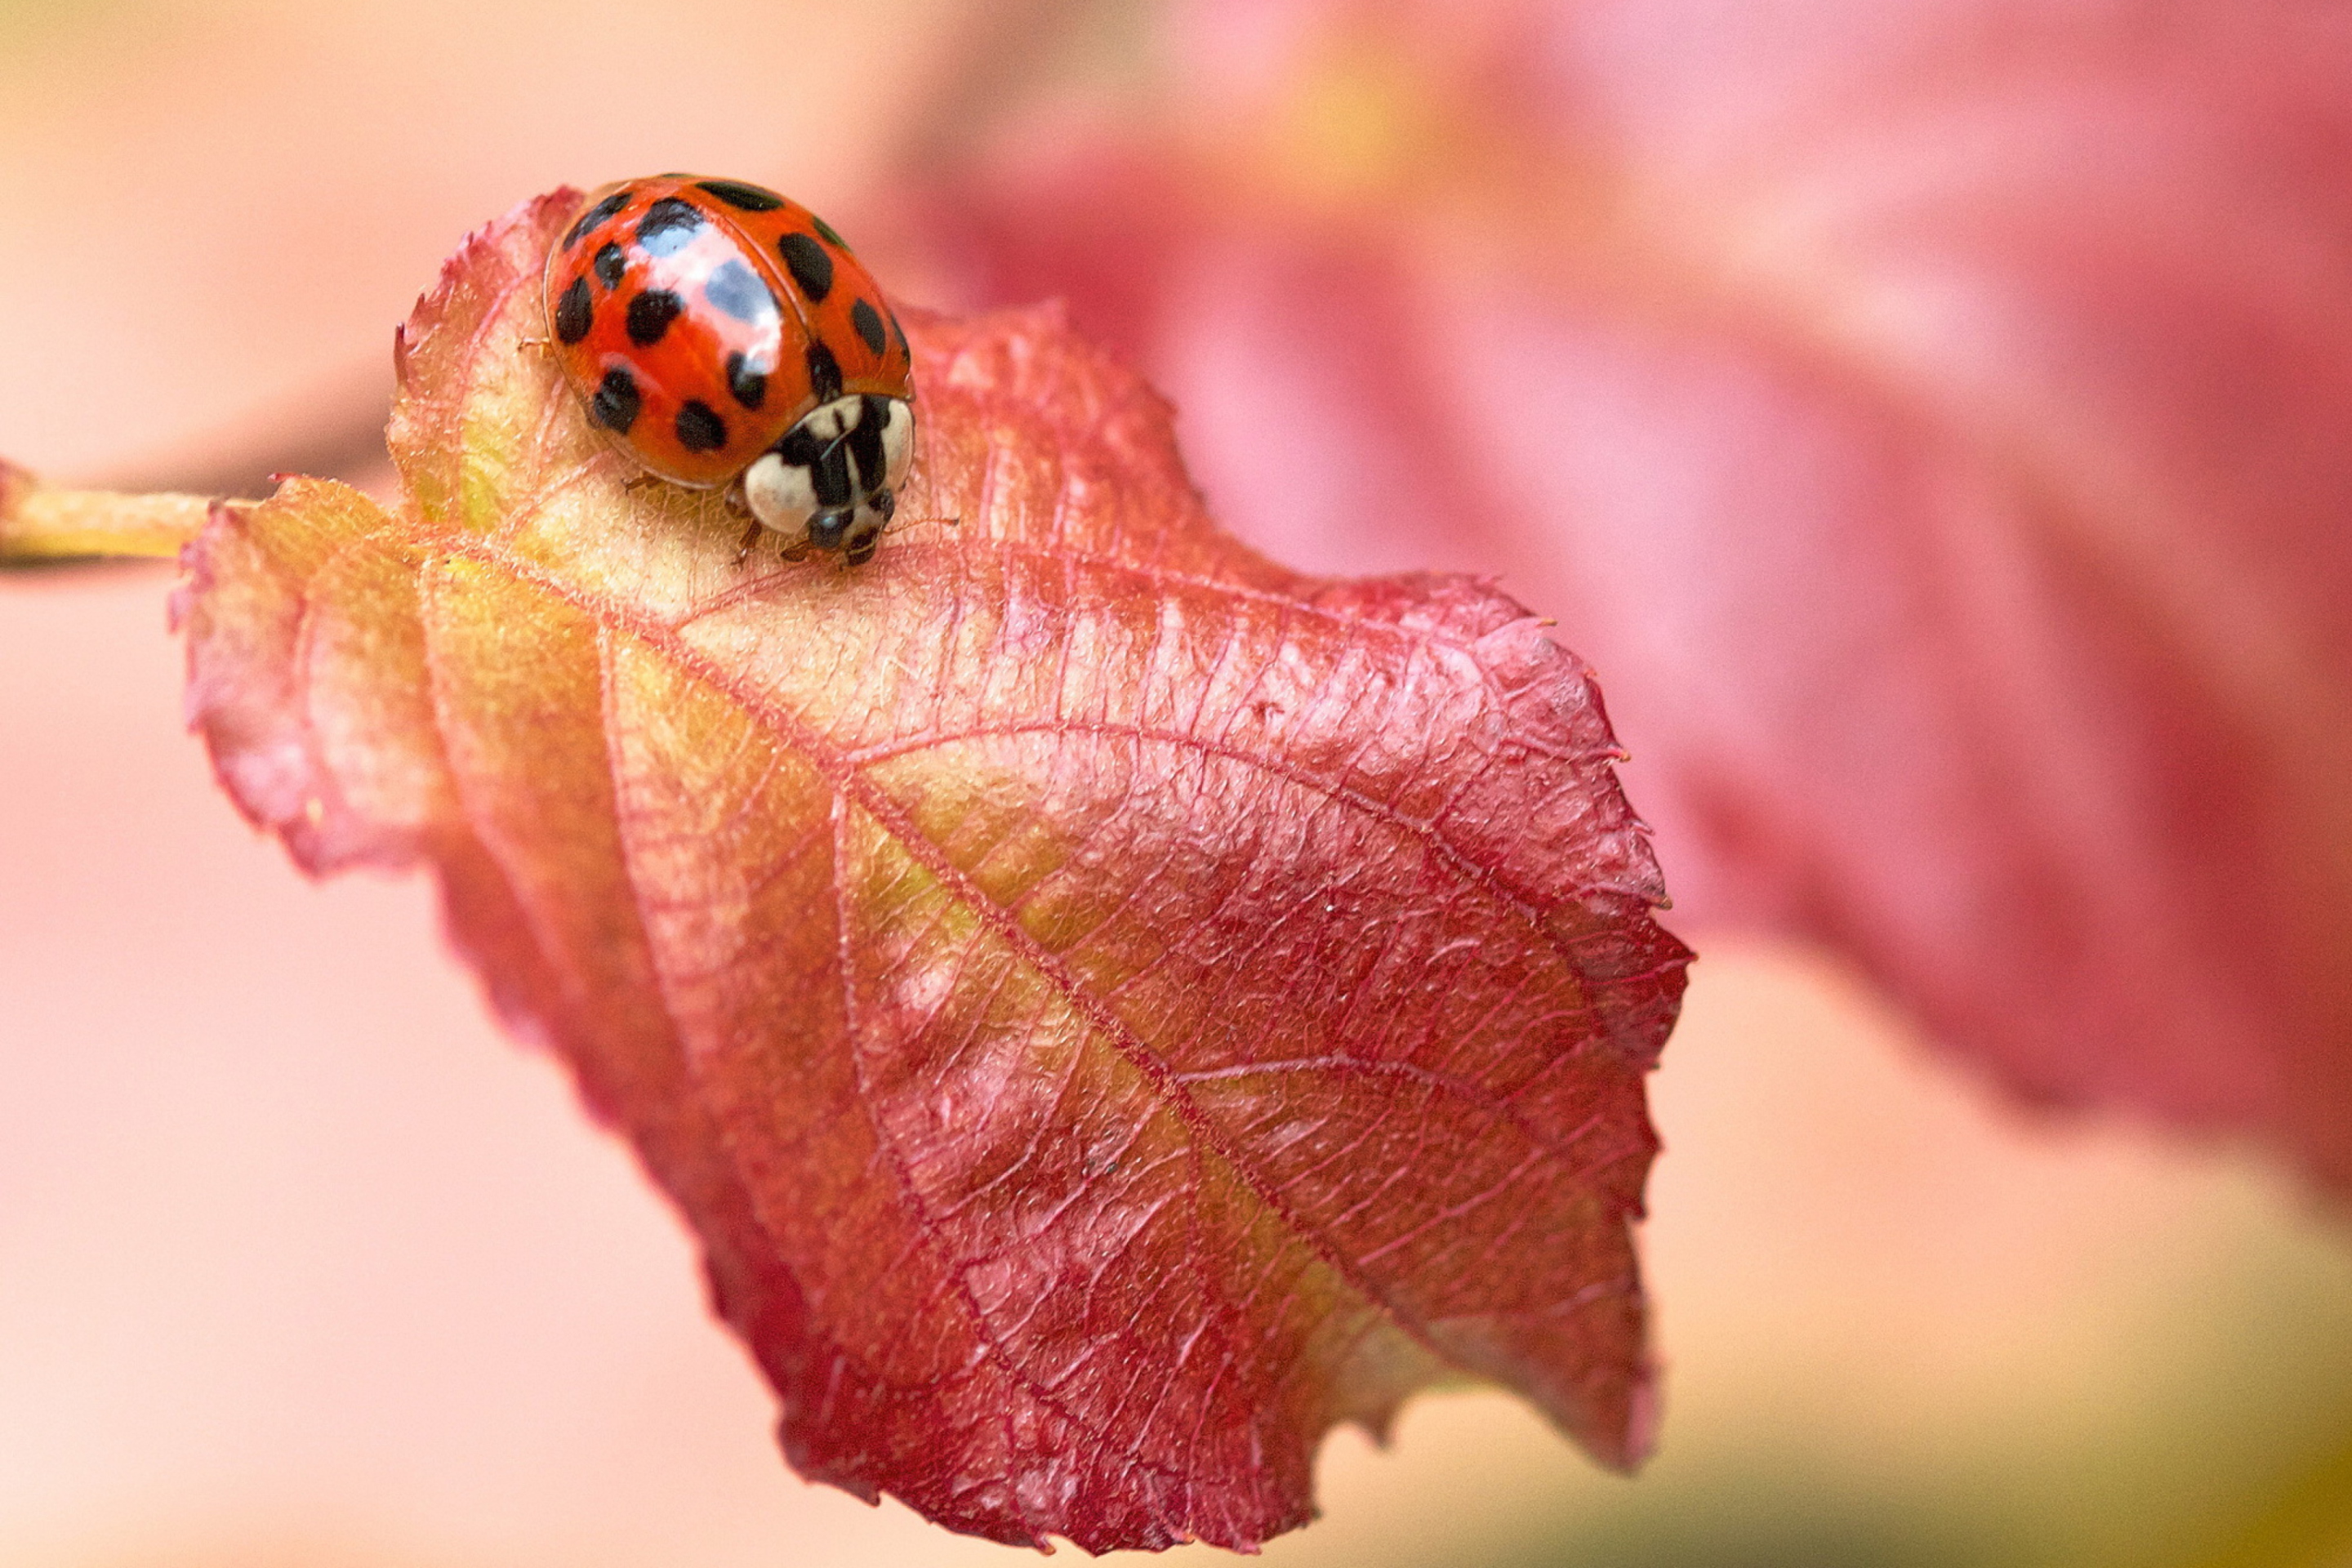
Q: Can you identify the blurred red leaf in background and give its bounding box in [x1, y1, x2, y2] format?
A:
[911, 0, 2352, 1189]
[170, 190, 1689, 1551]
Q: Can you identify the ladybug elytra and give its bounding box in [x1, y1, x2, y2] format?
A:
[542, 175, 915, 565]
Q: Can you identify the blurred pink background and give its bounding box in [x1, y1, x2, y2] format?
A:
[4, 2, 2350, 1565]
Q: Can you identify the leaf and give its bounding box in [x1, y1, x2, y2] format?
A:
[911, 0, 2352, 1189]
[172, 190, 1690, 1552]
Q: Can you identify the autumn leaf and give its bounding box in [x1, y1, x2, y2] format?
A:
[909, 0, 2352, 1190]
[161, 190, 1690, 1552]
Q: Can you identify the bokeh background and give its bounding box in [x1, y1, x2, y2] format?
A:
[4, 2, 2351, 1565]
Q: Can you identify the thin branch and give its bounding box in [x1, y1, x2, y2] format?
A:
[0, 466, 213, 565]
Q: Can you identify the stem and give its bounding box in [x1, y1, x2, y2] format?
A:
[0, 468, 214, 565]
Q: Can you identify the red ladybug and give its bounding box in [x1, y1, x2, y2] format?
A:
[542, 175, 915, 564]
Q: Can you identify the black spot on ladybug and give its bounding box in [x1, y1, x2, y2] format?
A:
[592, 242, 626, 290]
[697, 178, 783, 212]
[626, 288, 683, 346]
[637, 197, 703, 256]
[889, 310, 908, 356]
[771, 422, 820, 467]
[777, 232, 832, 303]
[704, 257, 778, 325]
[811, 213, 850, 251]
[563, 189, 631, 250]
[675, 399, 728, 452]
[847, 394, 887, 487]
[591, 367, 641, 434]
[553, 277, 594, 344]
[724, 350, 768, 410]
[850, 298, 888, 356]
[806, 340, 843, 403]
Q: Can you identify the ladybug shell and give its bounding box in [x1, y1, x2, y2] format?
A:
[543, 175, 913, 488]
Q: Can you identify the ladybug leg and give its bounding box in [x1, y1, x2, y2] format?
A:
[622, 473, 662, 493]
[843, 493, 892, 566]
[777, 539, 814, 564]
[724, 478, 764, 564]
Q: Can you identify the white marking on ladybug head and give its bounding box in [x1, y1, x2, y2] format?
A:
[879, 397, 914, 493]
[740, 394, 918, 555]
[803, 399, 854, 443]
[742, 449, 816, 534]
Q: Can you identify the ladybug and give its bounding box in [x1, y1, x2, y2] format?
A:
[542, 175, 915, 565]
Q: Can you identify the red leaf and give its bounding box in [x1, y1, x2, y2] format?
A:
[173, 191, 1690, 1551]
[911, 0, 2352, 1188]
